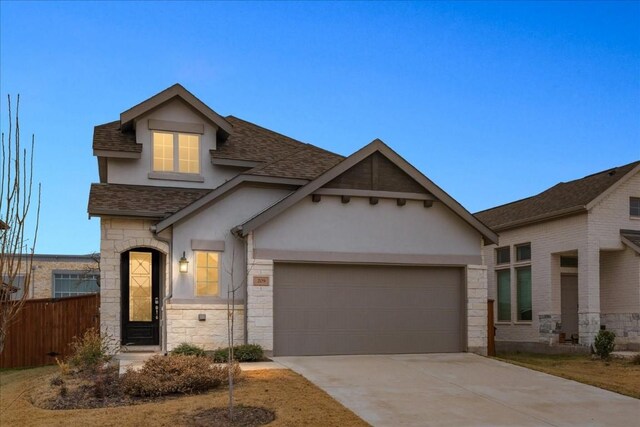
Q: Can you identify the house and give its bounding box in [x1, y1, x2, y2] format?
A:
[7, 254, 99, 300]
[476, 162, 640, 352]
[88, 84, 497, 356]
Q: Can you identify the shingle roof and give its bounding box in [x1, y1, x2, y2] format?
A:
[247, 144, 344, 180]
[475, 161, 640, 230]
[621, 229, 640, 254]
[213, 115, 344, 180]
[93, 121, 141, 153]
[88, 183, 210, 218]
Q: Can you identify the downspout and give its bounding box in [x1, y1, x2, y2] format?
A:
[231, 227, 249, 345]
[151, 226, 172, 355]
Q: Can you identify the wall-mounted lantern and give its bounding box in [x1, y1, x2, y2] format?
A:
[179, 251, 189, 273]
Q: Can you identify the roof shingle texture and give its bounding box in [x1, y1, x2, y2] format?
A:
[621, 229, 640, 253]
[88, 183, 209, 218]
[475, 161, 639, 230]
[93, 121, 141, 153]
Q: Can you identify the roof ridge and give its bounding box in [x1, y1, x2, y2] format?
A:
[556, 160, 640, 185]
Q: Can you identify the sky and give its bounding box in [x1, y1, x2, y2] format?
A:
[1, 1, 639, 254]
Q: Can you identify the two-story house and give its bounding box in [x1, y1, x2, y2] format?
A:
[476, 162, 640, 352]
[88, 84, 497, 356]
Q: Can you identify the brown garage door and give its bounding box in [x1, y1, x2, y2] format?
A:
[273, 263, 465, 356]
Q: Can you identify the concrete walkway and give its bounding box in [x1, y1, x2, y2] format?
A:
[274, 353, 640, 427]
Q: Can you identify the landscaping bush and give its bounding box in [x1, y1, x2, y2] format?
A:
[212, 344, 264, 363]
[121, 355, 241, 397]
[67, 328, 112, 372]
[631, 354, 640, 365]
[171, 342, 206, 357]
[594, 330, 616, 359]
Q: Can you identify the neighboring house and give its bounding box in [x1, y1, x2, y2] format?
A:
[476, 162, 640, 351]
[10, 254, 100, 300]
[87, 84, 497, 356]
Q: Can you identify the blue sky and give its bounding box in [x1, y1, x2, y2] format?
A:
[1, 1, 639, 254]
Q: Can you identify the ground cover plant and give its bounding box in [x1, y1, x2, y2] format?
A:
[496, 352, 640, 399]
[1, 366, 368, 426]
[213, 344, 264, 363]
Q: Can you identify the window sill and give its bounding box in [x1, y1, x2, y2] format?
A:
[514, 321, 533, 325]
[148, 172, 204, 183]
[495, 321, 512, 325]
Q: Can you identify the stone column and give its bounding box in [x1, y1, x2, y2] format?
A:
[467, 265, 488, 355]
[245, 232, 274, 352]
[578, 243, 600, 346]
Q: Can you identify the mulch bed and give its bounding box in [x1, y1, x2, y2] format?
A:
[187, 406, 275, 426]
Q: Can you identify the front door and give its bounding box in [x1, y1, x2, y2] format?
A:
[121, 249, 160, 346]
[561, 274, 579, 339]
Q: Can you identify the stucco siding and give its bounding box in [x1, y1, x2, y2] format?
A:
[254, 196, 481, 259]
[107, 99, 238, 189]
[171, 186, 292, 302]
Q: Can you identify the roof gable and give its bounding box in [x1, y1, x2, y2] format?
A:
[475, 160, 640, 231]
[233, 139, 498, 244]
[325, 151, 427, 194]
[119, 84, 233, 138]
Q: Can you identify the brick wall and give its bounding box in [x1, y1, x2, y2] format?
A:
[166, 303, 244, 351]
[245, 232, 274, 351]
[466, 265, 488, 355]
[30, 256, 99, 299]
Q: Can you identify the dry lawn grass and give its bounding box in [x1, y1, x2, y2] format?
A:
[0, 366, 369, 426]
[496, 352, 640, 399]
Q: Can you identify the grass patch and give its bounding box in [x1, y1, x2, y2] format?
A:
[0, 365, 368, 426]
[495, 352, 640, 399]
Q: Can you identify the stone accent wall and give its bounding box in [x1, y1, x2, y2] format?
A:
[30, 257, 99, 299]
[99, 217, 169, 347]
[538, 314, 562, 342]
[601, 313, 640, 346]
[246, 232, 274, 352]
[466, 265, 488, 355]
[166, 303, 244, 351]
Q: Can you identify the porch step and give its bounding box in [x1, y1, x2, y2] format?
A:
[121, 345, 161, 353]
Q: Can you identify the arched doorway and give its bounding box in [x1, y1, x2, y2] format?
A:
[121, 248, 161, 346]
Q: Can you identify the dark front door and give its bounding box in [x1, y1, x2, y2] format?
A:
[121, 249, 160, 346]
[561, 274, 579, 339]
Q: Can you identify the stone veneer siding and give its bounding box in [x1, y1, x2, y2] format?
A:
[166, 304, 244, 351]
[246, 232, 489, 355]
[99, 217, 169, 347]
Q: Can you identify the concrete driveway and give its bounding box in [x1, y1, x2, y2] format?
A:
[274, 353, 639, 427]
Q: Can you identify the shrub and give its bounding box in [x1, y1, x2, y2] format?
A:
[594, 330, 616, 360]
[121, 355, 240, 397]
[67, 328, 112, 372]
[212, 344, 264, 363]
[631, 354, 640, 365]
[171, 342, 206, 357]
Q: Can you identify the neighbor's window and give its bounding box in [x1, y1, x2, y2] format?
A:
[152, 131, 200, 174]
[515, 243, 531, 262]
[496, 269, 511, 321]
[516, 266, 532, 321]
[631, 197, 640, 217]
[53, 272, 100, 298]
[496, 247, 510, 265]
[195, 251, 219, 296]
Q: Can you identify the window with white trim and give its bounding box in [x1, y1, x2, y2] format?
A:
[152, 131, 200, 174]
[53, 272, 100, 298]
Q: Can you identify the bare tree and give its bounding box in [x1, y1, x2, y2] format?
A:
[0, 95, 41, 354]
[223, 236, 253, 421]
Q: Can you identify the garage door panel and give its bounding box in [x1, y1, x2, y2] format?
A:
[274, 263, 464, 356]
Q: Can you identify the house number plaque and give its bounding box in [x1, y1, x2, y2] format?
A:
[253, 276, 270, 286]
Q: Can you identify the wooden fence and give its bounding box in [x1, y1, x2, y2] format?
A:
[0, 293, 100, 368]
